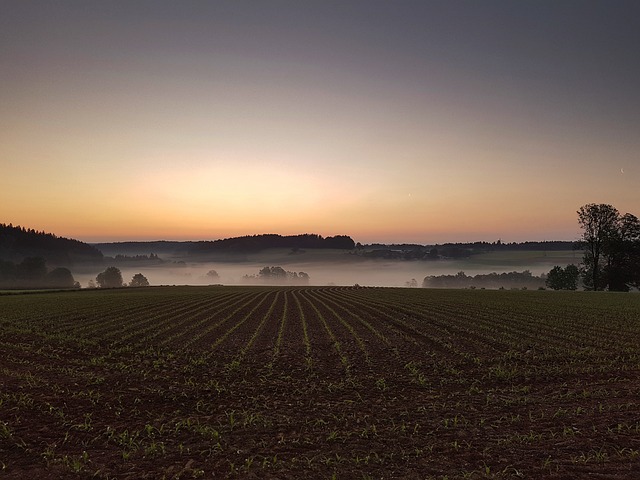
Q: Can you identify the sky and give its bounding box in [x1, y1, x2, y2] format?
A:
[1, 0, 639, 244]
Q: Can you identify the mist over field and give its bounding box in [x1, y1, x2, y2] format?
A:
[74, 249, 582, 288]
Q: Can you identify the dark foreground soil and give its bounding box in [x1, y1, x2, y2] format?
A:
[1, 286, 639, 479]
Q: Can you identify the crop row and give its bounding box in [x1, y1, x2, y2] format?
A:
[2, 286, 640, 479]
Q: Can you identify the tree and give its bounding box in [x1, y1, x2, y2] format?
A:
[577, 204, 620, 290]
[258, 266, 287, 281]
[96, 267, 123, 288]
[46, 267, 77, 288]
[604, 213, 640, 291]
[563, 264, 580, 290]
[545, 265, 579, 290]
[578, 204, 640, 291]
[205, 269, 219, 280]
[545, 267, 563, 290]
[129, 273, 149, 287]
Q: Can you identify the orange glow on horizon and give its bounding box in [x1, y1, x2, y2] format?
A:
[2, 3, 638, 245]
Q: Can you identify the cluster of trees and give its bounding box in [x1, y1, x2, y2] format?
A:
[544, 204, 639, 291]
[112, 253, 163, 264]
[0, 257, 79, 289]
[423, 270, 545, 289]
[189, 234, 355, 256]
[545, 265, 580, 290]
[205, 269, 219, 280]
[242, 266, 310, 285]
[577, 204, 640, 291]
[0, 223, 103, 264]
[361, 240, 576, 261]
[92, 267, 149, 288]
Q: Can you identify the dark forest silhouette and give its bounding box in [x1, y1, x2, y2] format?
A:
[362, 240, 577, 260]
[189, 234, 355, 256]
[0, 256, 79, 289]
[93, 234, 356, 258]
[0, 225, 97, 288]
[0, 223, 103, 264]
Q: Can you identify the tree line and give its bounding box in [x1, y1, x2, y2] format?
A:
[423, 270, 545, 289]
[361, 240, 576, 261]
[0, 223, 103, 264]
[188, 234, 355, 256]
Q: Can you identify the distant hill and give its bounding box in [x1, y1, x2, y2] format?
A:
[92, 241, 193, 257]
[0, 224, 103, 265]
[94, 234, 356, 258]
[362, 240, 579, 259]
[188, 234, 355, 256]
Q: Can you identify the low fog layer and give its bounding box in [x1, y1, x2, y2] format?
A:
[74, 253, 580, 289]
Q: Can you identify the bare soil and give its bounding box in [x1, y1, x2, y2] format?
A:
[1, 286, 639, 479]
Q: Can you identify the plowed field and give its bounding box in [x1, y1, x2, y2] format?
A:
[1, 286, 640, 479]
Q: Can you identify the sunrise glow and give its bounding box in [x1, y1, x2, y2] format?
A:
[2, 1, 638, 244]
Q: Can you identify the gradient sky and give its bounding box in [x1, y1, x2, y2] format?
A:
[2, 1, 639, 244]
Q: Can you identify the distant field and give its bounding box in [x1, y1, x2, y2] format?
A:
[1, 287, 639, 478]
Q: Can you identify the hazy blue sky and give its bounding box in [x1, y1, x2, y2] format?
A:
[2, 1, 639, 243]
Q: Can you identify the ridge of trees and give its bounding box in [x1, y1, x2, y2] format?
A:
[93, 234, 356, 257]
[366, 240, 576, 251]
[362, 240, 577, 260]
[0, 223, 103, 265]
[94, 237, 576, 259]
[423, 270, 545, 289]
[188, 234, 355, 255]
